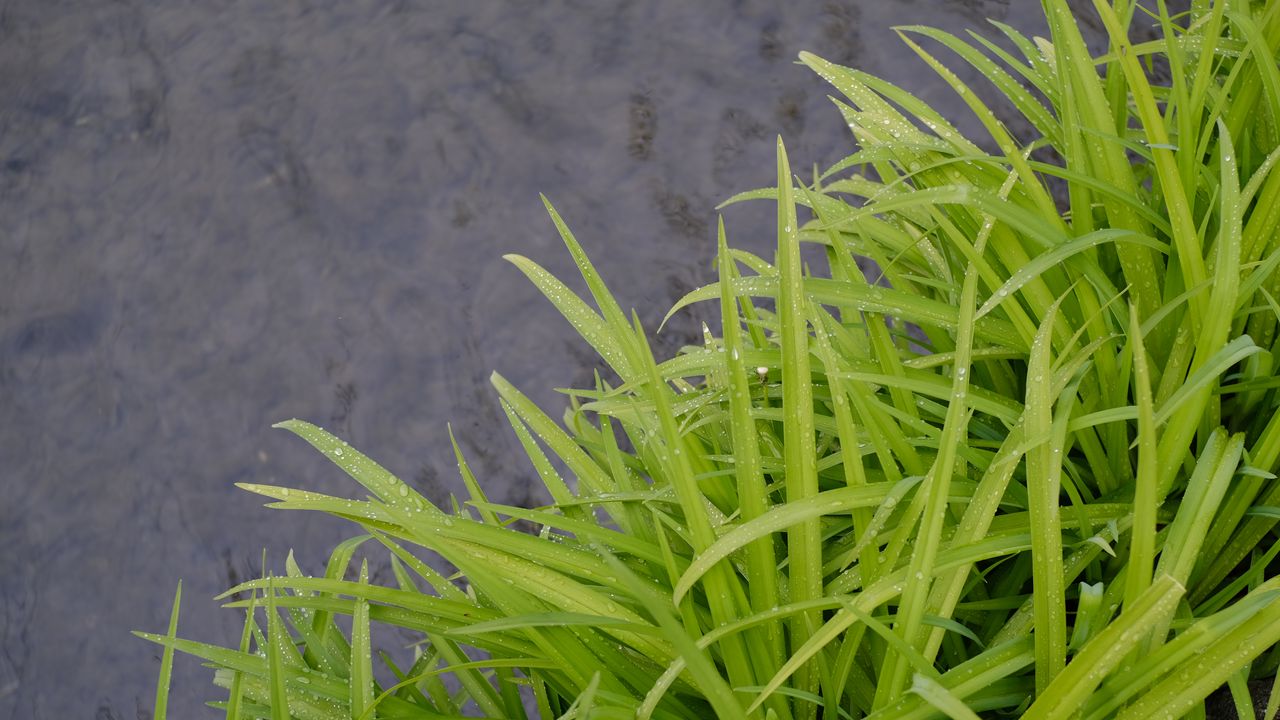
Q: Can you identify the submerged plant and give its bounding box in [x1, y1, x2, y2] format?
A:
[142, 1, 1280, 717]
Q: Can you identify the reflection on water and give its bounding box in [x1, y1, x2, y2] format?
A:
[0, 1, 1126, 716]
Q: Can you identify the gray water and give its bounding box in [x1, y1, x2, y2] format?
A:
[0, 1, 1137, 717]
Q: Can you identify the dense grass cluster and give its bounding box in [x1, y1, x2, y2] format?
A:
[142, 1, 1280, 717]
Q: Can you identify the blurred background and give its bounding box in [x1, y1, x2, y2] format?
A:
[0, 0, 1122, 716]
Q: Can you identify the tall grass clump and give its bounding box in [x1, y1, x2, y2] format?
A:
[141, 1, 1280, 717]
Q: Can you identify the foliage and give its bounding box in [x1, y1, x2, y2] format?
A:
[141, 1, 1280, 717]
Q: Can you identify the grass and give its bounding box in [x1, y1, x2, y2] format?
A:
[139, 1, 1280, 717]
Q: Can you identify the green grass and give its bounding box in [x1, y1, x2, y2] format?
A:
[140, 1, 1280, 717]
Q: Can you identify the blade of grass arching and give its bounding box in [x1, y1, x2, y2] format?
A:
[892, 31, 1062, 227]
[895, 26, 1061, 146]
[1024, 295, 1066, 695]
[449, 426, 499, 526]
[220, 577, 523, 655]
[236, 484, 400, 527]
[774, 137, 823, 708]
[982, 22, 1056, 98]
[490, 374, 615, 497]
[1125, 305, 1159, 613]
[243, 490, 648, 596]
[504, 253, 634, 383]
[717, 218, 784, 676]
[497, 399, 586, 522]
[540, 195, 642, 380]
[135, 633, 269, 687]
[272, 420, 429, 515]
[836, 65, 982, 159]
[150, 581, 181, 720]
[1022, 575, 1185, 720]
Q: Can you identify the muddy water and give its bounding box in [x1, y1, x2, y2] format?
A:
[0, 1, 1126, 717]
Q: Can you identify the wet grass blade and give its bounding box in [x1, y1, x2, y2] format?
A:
[1024, 295, 1066, 694]
[350, 560, 374, 719]
[774, 138, 822, 707]
[1023, 575, 1185, 720]
[151, 581, 181, 720]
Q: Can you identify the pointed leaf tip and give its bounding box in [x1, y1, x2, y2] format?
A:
[272, 418, 310, 432]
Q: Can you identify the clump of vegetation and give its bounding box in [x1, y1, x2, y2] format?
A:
[141, 1, 1280, 717]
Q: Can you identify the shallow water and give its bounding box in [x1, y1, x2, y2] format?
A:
[0, 1, 1138, 716]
